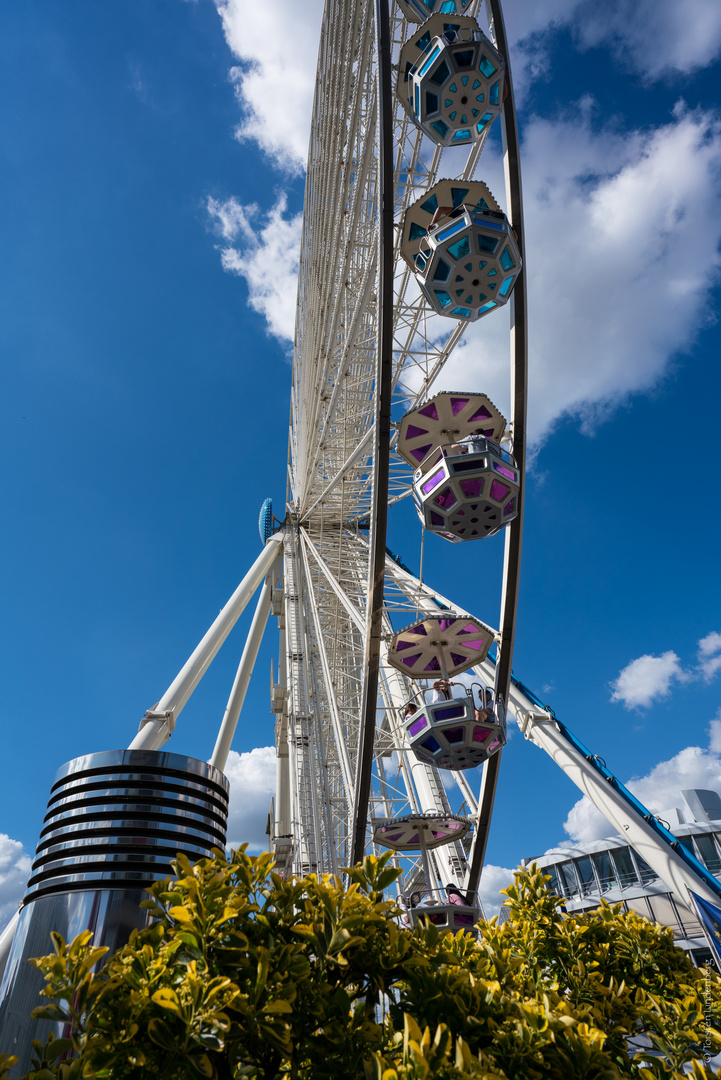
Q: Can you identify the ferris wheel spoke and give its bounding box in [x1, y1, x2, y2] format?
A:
[300, 528, 367, 633]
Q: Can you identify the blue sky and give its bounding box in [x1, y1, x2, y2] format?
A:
[1, 0, 721, 919]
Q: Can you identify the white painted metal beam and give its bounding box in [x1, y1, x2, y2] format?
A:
[129, 535, 283, 752]
[209, 572, 277, 772]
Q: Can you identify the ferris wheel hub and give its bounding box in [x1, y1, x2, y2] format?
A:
[258, 497, 275, 544]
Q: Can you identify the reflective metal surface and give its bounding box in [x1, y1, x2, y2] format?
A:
[0, 887, 151, 1075]
[17, 751, 228, 905]
[0, 750, 229, 1075]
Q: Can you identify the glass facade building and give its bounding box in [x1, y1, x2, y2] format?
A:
[525, 787, 721, 968]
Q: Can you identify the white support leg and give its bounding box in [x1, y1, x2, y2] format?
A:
[209, 575, 276, 772]
[517, 709, 721, 910]
[129, 535, 283, 751]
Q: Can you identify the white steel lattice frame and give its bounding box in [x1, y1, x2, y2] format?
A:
[272, 0, 527, 897]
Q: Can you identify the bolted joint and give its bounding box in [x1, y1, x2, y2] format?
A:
[139, 707, 175, 733]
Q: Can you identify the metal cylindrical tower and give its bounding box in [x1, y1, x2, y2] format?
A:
[0, 751, 228, 1074]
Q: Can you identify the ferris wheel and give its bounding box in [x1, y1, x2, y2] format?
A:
[130, 0, 529, 924]
[271, 0, 527, 916]
[255, 0, 527, 917]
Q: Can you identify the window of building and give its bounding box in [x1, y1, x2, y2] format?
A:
[673, 897, 703, 939]
[678, 839, 696, 860]
[611, 847, 639, 887]
[624, 896, 651, 920]
[646, 893, 681, 934]
[691, 947, 718, 972]
[633, 852, 658, 884]
[557, 861, 579, 897]
[543, 865, 559, 895]
[693, 834, 721, 874]
[576, 856, 596, 896]
[591, 850, 617, 892]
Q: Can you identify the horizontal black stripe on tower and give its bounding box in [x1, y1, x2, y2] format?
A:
[44, 790, 227, 824]
[25, 854, 198, 890]
[29, 856, 182, 882]
[38, 809, 226, 844]
[43, 797, 227, 831]
[47, 775, 228, 810]
[50, 763, 228, 803]
[35, 822, 224, 854]
[31, 840, 214, 871]
[22, 877, 173, 904]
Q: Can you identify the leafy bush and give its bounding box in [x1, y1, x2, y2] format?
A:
[2, 851, 719, 1078]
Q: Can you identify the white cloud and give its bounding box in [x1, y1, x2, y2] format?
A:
[698, 631, 721, 681]
[562, 799, 612, 845]
[208, 195, 302, 343]
[630, 746, 721, 815]
[563, 723, 721, 843]
[699, 631, 721, 657]
[0, 835, 31, 929]
[224, 745, 277, 852]
[207, 194, 250, 243]
[213, 0, 323, 172]
[708, 711, 721, 755]
[610, 650, 689, 709]
[436, 103, 721, 446]
[478, 862, 516, 918]
[569, 0, 721, 81]
[382, 750, 400, 779]
[507, 0, 721, 91]
[608, 631, 721, 710]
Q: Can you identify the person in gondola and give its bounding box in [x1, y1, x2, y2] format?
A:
[474, 685, 495, 724]
[449, 433, 486, 456]
[462, 433, 486, 454]
[446, 885, 477, 929]
[429, 678, 456, 703]
[401, 890, 423, 926]
[446, 883, 470, 906]
[429, 204, 453, 229]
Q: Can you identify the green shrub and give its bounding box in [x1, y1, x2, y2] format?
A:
[3, 850, 719, 1078]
